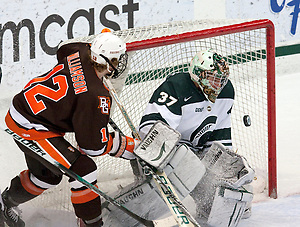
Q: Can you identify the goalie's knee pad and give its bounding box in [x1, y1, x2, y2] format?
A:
[164, 144, 206, 198]
[207, 186, 253, 227]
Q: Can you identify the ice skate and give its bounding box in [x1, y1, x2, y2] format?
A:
[1, 189, 25, 227]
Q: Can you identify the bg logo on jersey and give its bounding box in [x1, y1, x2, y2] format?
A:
[98, 96, 111, 115]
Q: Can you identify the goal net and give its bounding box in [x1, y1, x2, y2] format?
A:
[28, 19, 276, 217]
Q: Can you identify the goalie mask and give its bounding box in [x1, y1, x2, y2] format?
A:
[91, 32, 128, 78]
[189, 50, 230, 103]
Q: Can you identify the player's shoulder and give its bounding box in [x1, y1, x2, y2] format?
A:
[57, 42, 91, 61]
[163, 72, 191, 89]
[165, 72, 190, 83]
[218, 79, 235, 99]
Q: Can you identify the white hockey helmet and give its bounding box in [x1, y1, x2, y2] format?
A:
[91, 32, 127, 78]
[189, 50, 229, 103]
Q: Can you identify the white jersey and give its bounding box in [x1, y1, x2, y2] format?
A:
[139, 72, 234, 155]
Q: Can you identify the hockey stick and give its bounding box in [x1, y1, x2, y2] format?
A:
[108, 118, 125, 136]
[104, 77, 200, 227]
[1, 127, 161, 227]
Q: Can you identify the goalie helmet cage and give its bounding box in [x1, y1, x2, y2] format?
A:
[28, 19, 276, 216]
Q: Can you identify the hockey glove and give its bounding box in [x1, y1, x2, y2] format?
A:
[108, 131, 139, 160]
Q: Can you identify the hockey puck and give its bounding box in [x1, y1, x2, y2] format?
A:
[243, 115, 251, 127]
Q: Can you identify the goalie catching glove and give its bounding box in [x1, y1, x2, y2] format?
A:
[107, 131, 139, 160]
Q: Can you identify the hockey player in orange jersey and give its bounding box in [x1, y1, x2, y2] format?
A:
[0, 31, 139, 227]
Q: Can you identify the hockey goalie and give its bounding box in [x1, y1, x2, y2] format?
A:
[104, 50, 255, 227]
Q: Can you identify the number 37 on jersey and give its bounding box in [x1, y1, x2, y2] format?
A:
[157, 91, 178, 106]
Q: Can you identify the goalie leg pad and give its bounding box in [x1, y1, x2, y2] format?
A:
[103, 179, 169, 227]
[207, 186, 253, 227]
[201, 142, 255, 189]
[190, 142, 255, 224]
[164, 144, 206, 198]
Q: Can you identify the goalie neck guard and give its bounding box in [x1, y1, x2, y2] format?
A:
[91, 32, 128, 78]
[189, 50, 230, 103]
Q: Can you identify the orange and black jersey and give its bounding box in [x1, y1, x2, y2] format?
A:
[7, 42, 112, 156]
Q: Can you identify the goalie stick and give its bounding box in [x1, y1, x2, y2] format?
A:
[1, 127, 163, 227]
[104, 76, 201, 227]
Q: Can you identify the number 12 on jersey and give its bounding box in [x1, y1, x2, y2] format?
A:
[23, 65, 68, 115]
